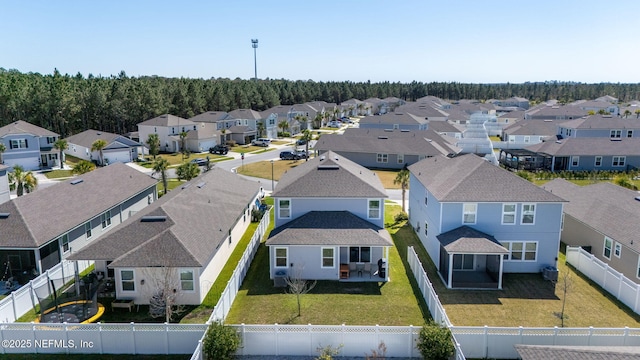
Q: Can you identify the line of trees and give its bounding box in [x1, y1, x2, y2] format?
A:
[2, 68, 640, 138]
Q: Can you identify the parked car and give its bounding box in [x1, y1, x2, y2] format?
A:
[191, 158, 208, 166]
[209, 144, 229, 155]
[280, 151, 300, 160]
[328, 121, 341, 128]
[296, 139, 307, 146]
[295, 150, 308, 159]
[252, 138, 271, 147]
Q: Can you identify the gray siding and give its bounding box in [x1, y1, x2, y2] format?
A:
[275, 197, 384, 228]
[323, 150, 422, 170]
[2, 134, 41, 170]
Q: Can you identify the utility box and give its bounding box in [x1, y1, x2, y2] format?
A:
[542, 266, 558, 282]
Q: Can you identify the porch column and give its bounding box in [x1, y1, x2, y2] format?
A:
[34, 250, 42, 274]
[498, 254, 504, 290]
[551, 156, 556, 172]
[447, 253, 453, 289]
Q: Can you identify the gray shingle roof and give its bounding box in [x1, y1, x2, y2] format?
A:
[437, 226, 508, 254]
[69, 168, 261, 267]
[515, 344, 640, 360]
[525, 137, 640, 156]
[559, 114, 640, 130]
[273, 151, 387, 198]
[526, 105, 588, 119]
[64, 129, 142, 149]
[266, 211, 392, 246]
[228, 125, 254, 134]
[0, 163, 157, 248]
[189, 111, 230, 123]
[314, 128, 460, 157]
[503, 119, 562, 136]
[138, 114, 193, 127]
[395, 103, 448, 118]
[543, 179, 640, 252]
[427, 121, 462, 133]
[227, 109, 262, 120]
[359, 112, 428, 126]
[408, 154, 564, 203]
[0, 120, 59, 137]
[186, 123, 218, 140]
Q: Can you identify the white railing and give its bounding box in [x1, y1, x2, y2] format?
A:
[566, 246, 640, 314]
[0, 260, 93, 323]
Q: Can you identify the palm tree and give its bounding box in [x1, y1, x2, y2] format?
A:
[294, 115, 308, 134]
[146, 133, 160, 160]
[278, 120, 289, 137]
[256, 121, 266, 138]
[152, 158, 170, 195]
[635, 109, 640, 119]
[220, 129, 227, 144]
[301, 129, 313, 162]
[624, 109, 632, 118]
[91, 139, 107, 166]
[0, 143, 5, 165]
[176, 162, 200, 181]
[393, 165, 410, 212]
[53, 139, 68, 169]
[8, 165, 38, 196]
[312, 113, 323, 129]
[72, 160, 95, 175]
[179, 131, 189, 160]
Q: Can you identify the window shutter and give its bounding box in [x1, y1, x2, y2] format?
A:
[9, 141, 14, 149]
[25, 139, 28, 148]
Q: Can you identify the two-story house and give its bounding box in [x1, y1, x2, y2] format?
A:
[557, 114, 640, 139]
[569, 100, 619, 116]
[226, 109, 260, 144]
[0, 163, 157, 282]
[65, 129, 144, 165]
[408, 154, 565, 289]
[137, 114, 198, 153]
[359, 112, 429, 131]
[266, 151, 392, 282]
[0, 164, 9, 204]
[69, 168, 262, 305]
[0, 120, 60, 170]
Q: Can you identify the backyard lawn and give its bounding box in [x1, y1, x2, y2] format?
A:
[43, 169, 74, 179]
[224, 205, 429, 326]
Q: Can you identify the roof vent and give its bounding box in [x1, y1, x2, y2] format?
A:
[319, 155, 325, 161]
[635, 196, 640, 202]
[544, 119, 553, 122]
[141, 215, 167, 222]
[0, 213, 9, 219]
[378, 136, 388, 139]
[70, 178, 84, 185]
[96, 132, 101, 135]
[384, 129, 393, 132]
[401, 129, 410, 132]
[197, 182, 206, 188]
[555, 140, 563, 144]
[317, 165, 339, 170]
[182, 183, 191, 189]
[611, 138, 622, 142]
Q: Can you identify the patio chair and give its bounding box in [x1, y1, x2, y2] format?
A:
[363, 263, 372, 278]
[349, 262, 357, 278]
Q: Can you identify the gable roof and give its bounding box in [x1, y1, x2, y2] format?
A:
[359, 112, 428, 126]
[0, 120, 59, 138]
[138, 114, 193, 127]
[227, 109, 261, 120]
[266, 211, 392, 247]
[409, 154, 564, 203]
[542, 179, 640, 252]
[65, 129, 142, 149]
[314, 128, 460, 157]
[273, 151, 387, 198]
[525, 105, 588, 119]
[186, 123, 218, 140]
[189, 111, 230, 123]
[437, 226, 508, 254]
[395, 103, 449, 118]
[427, 121, 462, 133]
[525, 137, 640, 156]
[0, 163, 157, 249]
[68, 168, 261, 267]
[503, 119, 561, 136]
[559, 114, 640, 130]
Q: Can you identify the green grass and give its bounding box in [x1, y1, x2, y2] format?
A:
[229, 145, 264, 153]
[157, 179, 185, 196]
[223, 205, 428, 326]
[142, 153, 230, 167]
[43, 169, 74, 179]
[534, 178, 640, 188]
[236, 159, 305, 181]
[371, 168, 401, 189]
[4, 355, 188, 360]
[63, 154, 82, 166]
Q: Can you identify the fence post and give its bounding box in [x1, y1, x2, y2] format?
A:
[483, 325, 488, 359]
[131, 322, 136, 355]
[64, 322, 69, 354]
[409, 325, 414, 358]
[241, 323, 246, 356]
[308, 323, 313, 356]
[274, 323, 279, 356]
[588, 326, 594, 345]
[165, 322, 170, 354]
[10, 292, 17, 321]
[624, 326, 629, 346]
[29, 280, 36, 312]
[98, 322, 104, 354]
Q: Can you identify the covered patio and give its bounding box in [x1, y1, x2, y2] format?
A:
[437, 226, 509, 290]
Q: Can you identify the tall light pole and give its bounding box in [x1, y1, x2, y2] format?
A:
[251, 39, 258, 81]
[270, 159, 274, 192]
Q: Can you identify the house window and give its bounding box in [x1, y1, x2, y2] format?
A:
[571, 156, 579, 167]
[504, 241, 537, 261]
[85, 222, 92, 239]
[120, 270, 135, 292]
[603, 237, 612, 259]
[424, 190, 428, 206]
[193, 125, 197, 131]
[612, 156, 626, 167]
[509, 137, 515, 143]
[275, 247, 288, 268]
[47, 137, 56, 144]
[278, 199, 291, 219]
[521, 204, 535, 224]
[368, 200, 381, 219]
[180, 269, 195, 291]
[462, 203, 477, 224]
[101, 210, 111, 229]
[594, 156, 602, 167]
[636, 256, 640, 279]
[321, 247, 334, 268]
[349, 246, 371, 263]
[610, 130, 622, 138]
[453, 254, 474, 270]
[627, 130, 633, 138]
[393, 124, 399, 129]
[60, 234, 69, 253]
[524, 136, 530, 143]
[9, 139, 28, 149]
[502, 204, 516, 224]
[397, 154, 404, 164]
[376, 153, 388, 163]
[424, 221, 428, 236]
[614, 242, 622, 258]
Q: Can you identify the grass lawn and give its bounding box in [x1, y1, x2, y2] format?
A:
[64, 154, 82, 166]
[371, 168, 402, 189]
[4, 355, 188, 360]
[157, 178, 185, 196]
[533, 178, 640, 189]
[43, 169, 74, 179]
[411, 237, 640, 327]
[224, 205, 429, 326]
[236, 159, 307, 181]
[142, 153, 230, 167]
[270, 140, 291, 145]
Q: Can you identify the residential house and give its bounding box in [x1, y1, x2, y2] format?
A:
[0, 120, 60, 170]
[314, 128, 460, 169]
[496, 110, 525, 126]
[185, 122, 219, 151]
[68, 168, 263, 305]
[416, 96, 452, 110]
[65, 129, 144, 165]
[0, 164, 9, 204]
[427, 120, 463, 139]
[363, 98, 386, 115]
[525, 105, 588, 120]
[557, 114, 640, 139]
[395, 102, 449, 121]
[542, 179, 640, 283]
[569, 100, 619, 116]
[408, 154, 565, 289]
[137, 114, 197, 153]
[260, 105, 293, 138]
[189, 111, 230, 124]
[227, 108, 261, 132]
[289, 104, 320, 133]
[595, 95, 618, 104]
[267, 151, 392, 282]
[501, 119, 561, 148]
[0, 163, 157, 282]
[489, 97, 530, 110]
[359, 112, 428, 131]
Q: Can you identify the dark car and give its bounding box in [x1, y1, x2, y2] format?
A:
[279, 151, 300, 160]
[295, 150, 308, 159]
[296, 139, 307, 146]
[190, 158, 208, 166]
[209, 144, 229, 155]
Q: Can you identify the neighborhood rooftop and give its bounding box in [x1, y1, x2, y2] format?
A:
[0, 120, 59, 137]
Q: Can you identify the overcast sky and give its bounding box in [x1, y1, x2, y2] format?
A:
[3, 0, 640, 83]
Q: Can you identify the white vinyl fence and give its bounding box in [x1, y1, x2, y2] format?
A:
[0, 260, 93, 323]
[566, 246, 640, 315]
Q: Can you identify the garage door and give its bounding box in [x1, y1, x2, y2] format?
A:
[5, 156, 40, 171]
[104, 149, 131, 164]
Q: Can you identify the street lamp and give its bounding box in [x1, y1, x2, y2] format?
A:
[251, 39, 258, 81]
[270, 159, 274, 191]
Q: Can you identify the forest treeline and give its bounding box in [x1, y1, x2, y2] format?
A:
[1, 68, 639, 138]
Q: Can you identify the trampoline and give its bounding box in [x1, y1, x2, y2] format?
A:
[34, 271, 105, 324]
[37, 300, 105, 323]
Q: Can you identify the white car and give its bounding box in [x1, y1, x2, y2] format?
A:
[252, 138, 271, 147]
